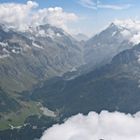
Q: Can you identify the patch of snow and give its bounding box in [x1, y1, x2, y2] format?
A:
[0, 42, 8, 47]
[112, 31, 117, 36]
[29, 36, 35, 40]
[2, 48, 9, 54]
[70, 67, 77, 72]
[32, 41, 43, 49]
[38, 30, 46, 36]
[35, 30, 46, 37]
[56, 33, 61, 37]
[11, 49, 20, 54]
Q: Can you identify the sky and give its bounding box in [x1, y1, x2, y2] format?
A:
[0, 0, 140, 36]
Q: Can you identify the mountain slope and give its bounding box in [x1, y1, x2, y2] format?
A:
[84, 22, 134, 71]
[0, 24, 83, 93]
[29, 43, 140, 117]
[0, 88, 20, 113]
[73, 33, 89, 41]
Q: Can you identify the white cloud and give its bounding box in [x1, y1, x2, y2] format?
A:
[99, 4, 131, 10]
[0, 1, 78, 33]
[0, 1, 38, 30]
[131, 34, 140, 44]
[40, 111, 140, 140]
[79, 0, 98, 10]
[114, 19, 140, 44]
[79, 0, 131, 10]
[32, 7, 78, 32]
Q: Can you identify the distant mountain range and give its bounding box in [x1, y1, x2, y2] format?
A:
[73, 33, 89, 41]
[1, 20, 140, 94]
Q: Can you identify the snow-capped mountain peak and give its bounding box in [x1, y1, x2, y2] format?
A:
[27, 24, 66, 39]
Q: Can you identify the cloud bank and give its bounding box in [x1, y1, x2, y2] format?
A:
[114, 19, 140, 44]
[79, 0, 131, 10]
[0, 1, 78, 32]
[40, 111, 140, 140]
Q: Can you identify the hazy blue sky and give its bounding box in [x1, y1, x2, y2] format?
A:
[0, 0, 140, 36]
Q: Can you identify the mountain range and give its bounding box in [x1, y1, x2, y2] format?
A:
[1, 19, 140, 140]
[0, 24, 83, 94]
[31, 43, 140, 118]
